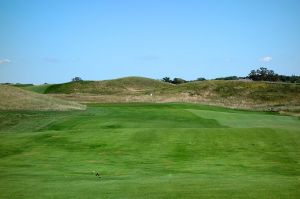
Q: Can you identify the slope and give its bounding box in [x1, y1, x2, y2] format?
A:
[0, 85, 86, 111]
[39, 77, 300, 112]
[44, 76, 173, 94]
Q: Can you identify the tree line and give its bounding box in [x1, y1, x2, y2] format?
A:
[248, 67, 300, 83]
[161, 67, 300, 84]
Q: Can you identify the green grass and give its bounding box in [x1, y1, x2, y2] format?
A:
[44, 77, 172, 94]
[0, 103, 300, 198]
[22, 84, 53, 94]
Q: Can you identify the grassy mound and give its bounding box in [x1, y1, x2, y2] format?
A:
[0, 103, 300, 198]
[22, 84, 53, 94]
[177, 80, 300, 106]
[0, 85, 86, 111]
[44, 77, 172, 94]
[38, 77, 300, 112]
[43, 77, 300, 101]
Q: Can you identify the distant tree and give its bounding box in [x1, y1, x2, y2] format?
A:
[275, 74, 300, 83]
[248, 70, 258, 81]
[215, 76, 238, 80]
[248, 67, 279, 82]
[72, 77, 82, 82]
[162, 77, 172, 83]
[196, 77, 206, 81]
[172, 78, 187, 84]
[290, 75, 299, 83]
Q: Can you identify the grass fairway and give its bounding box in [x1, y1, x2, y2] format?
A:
[0, 103, 300, 198]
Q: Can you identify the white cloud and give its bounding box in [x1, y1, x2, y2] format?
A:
[0, 59, 11, 64]
[260, 56, 272, 63]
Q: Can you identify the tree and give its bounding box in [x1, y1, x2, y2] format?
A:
[162, 77, 172, 83]
[248, 67, 279, 81]
[248, 70, 259, 81]
[172, 78, 187, 84]
[196, 77, 206, 81]
[72, 77, 82, 82]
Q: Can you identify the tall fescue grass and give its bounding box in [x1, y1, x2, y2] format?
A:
[17, 77, 300, 114]
[0, 85, 86, 111]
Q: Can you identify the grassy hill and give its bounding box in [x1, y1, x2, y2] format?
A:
[44, 77, 173, 94]
[43, 77, 300, 100]
[22, 84, 53, 94]
[0, 85, 86, 111]
[1, 103, 300, 198]
[1, 80, 300, 197]
[31, 76, 300, 113]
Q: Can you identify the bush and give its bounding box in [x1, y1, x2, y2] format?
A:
[172, 78, 187, 84]
[196, 77, 206, 81]
[215, 76, 238, 80]
[72, 77, 82, 82]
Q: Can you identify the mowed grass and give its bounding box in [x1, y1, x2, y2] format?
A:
[0, 103, 300, 198]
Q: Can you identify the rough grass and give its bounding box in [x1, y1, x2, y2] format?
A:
[22, 84, 53, 94]
[30, 77, 300, 113]
[0, 103, 300, 198]
[44, 77, 172, 95]
[0, 85, 86, 111]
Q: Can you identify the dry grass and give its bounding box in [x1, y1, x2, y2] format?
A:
[0, 85, 86, 111]
[14, 77, 300, 114]
[49, 91, 300, 115]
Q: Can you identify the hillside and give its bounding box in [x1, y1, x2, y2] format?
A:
[44, 77, 173, 94]
[31, 76, 299, 113]
[23, 84, 53, 94]
[0, 85, 86, 111]
[177, 80, 300, 109]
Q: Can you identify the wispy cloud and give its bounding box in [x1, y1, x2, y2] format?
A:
[0, 59, 11, 64]
[43, 57, 61, 64]
[260, 56, 272, 63]
[137, 55, 160, 61]
[225, 58, 232, 63]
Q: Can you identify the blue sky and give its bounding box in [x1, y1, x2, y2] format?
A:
[1, 0, 300, 84]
